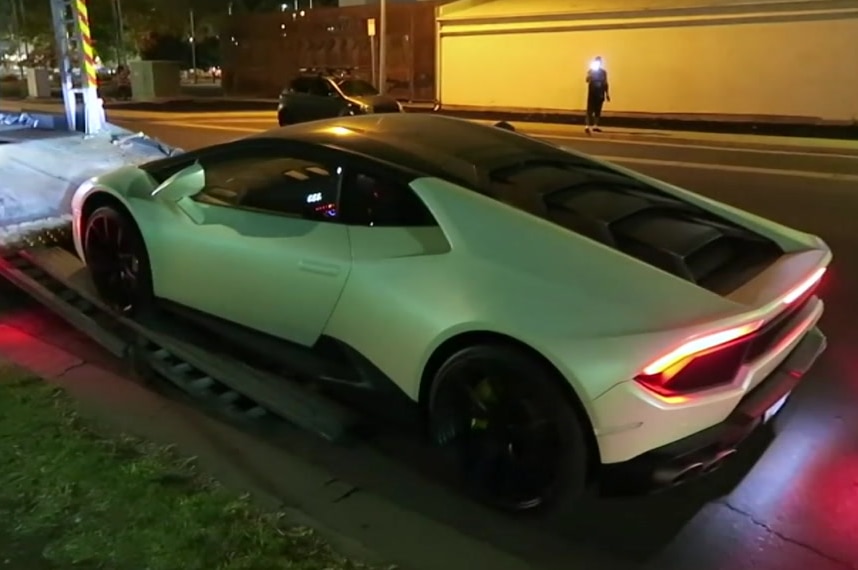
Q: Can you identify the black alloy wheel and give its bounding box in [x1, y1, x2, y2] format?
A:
[83, 206, 153, 315]
[428, 344, 589, 513]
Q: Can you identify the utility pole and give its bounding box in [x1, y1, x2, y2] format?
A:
[49, 0, 105, 134]
[9, 0, 23, 77]
[378, 0, 386, 94]
[15, 0, 30, 65]
[111, 0, 126, 65]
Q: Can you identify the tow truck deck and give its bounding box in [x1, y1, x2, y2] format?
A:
[0, 227, 360, 444]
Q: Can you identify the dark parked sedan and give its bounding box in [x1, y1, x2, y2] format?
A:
[277, 71, 402, 125]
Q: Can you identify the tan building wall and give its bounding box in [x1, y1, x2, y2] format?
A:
[437, 0, 858, 123]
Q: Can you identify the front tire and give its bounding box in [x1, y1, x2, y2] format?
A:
[427, 344, 590, 514]
[83, 206, 154, 316]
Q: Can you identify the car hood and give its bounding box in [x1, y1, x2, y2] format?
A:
[346, 94, 400, 110]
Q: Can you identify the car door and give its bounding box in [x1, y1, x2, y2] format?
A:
[321, 161, 453, 384]
[152, 139, 352, 347]
[282, 77, 314, 122]
[307, 77, 344, 120]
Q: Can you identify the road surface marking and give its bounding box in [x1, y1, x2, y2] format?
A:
[156, 121, 261, 133]
[153, 120, 858, 182]
[106, 110, 276, 121]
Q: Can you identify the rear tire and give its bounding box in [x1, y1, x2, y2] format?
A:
[83, 206, 154, 316]
[427, 343, 589, 514]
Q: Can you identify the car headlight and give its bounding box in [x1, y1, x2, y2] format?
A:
[347, 103, 370, 115]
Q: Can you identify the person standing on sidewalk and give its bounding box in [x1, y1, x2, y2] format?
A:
[114, 65, 132, 101]
[585, 56, 610, 134]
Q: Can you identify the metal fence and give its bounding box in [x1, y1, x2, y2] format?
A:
[220, 2, 438, 101]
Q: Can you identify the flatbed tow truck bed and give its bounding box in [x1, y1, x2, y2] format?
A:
[0, 231, 360, 444]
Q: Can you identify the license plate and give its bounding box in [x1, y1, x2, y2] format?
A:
[764, 393, 790, 423]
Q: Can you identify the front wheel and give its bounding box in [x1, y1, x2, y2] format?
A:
[427, 344, 590, 513]
[278, 109, 292, 126]
[83, 206, 154, 316]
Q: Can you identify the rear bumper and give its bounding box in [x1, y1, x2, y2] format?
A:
[601, 326, 826, 492]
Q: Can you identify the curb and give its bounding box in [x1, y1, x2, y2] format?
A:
[433, 107, 858, 142]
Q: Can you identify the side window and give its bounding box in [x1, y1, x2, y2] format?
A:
[309, 78, 335, 97]
[197, 148, 340, 221]
[289, 77, 310, 94]
[340, 170, 437, 227]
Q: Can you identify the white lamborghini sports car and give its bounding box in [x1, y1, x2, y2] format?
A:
[70, 114, 831, 513]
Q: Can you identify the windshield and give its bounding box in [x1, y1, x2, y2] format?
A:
[337, 79, 378, 97]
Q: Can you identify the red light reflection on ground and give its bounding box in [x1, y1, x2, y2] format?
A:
[803, 449, 858, 526]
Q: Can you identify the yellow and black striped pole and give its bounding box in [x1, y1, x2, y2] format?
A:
[75, 0, 98, 90]
[72, 0, 104, 133]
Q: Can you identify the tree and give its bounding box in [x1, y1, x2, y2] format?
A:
[0, 0, 119, 64]
[0, 0, 54, 68]
[2, 0, 233, 66]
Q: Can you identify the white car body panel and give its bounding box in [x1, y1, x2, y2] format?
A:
[70, 135, 831, 468]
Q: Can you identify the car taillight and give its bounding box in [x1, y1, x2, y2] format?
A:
[782, 267, 825, 304]
[635, 320, 764, 396]
[635, 265, 827, 397]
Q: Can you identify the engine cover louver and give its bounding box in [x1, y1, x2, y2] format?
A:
[545, 186, 783, 295]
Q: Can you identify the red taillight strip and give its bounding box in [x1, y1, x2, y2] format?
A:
[641, 320, 764, 376]
[782, 267, 826, 305]
[637, 266, 827, 388]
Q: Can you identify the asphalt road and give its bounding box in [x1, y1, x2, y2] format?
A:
[24, 114, 858, 570]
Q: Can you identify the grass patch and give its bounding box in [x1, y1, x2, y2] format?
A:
[0, 363, 391, 570]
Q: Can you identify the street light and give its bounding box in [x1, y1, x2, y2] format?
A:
[189, 9, 197, 82]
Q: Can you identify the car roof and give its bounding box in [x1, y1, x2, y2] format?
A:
[248, 114, 576, 192]
[293, 67, 355, 80]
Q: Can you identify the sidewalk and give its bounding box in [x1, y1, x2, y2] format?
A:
[482, 120, 858, 155]
[0, 117, 176, 236]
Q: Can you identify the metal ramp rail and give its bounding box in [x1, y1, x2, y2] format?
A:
[0, 238, 360, 444]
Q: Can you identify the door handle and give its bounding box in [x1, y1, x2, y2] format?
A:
[299, 259, 341, 277]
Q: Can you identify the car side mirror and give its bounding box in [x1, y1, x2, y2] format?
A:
[151, 161, 205, 203]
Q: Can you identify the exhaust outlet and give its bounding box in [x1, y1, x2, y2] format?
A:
[671, 462, 705, 485]
[653, 461, 705, 486]
[701, 448, 737, 474]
